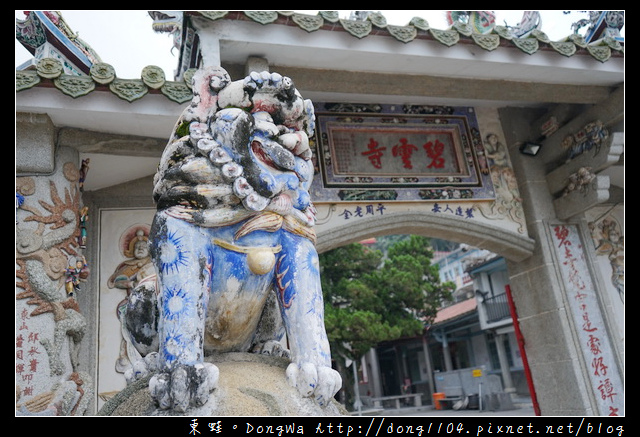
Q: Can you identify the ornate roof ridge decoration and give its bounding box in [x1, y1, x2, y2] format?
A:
[16, 58, 193, 104]
[291, 13, 324, 32]
[16, 12, 624, 100]
[16, 11, 103, 74]
[243, 11, 279, 25]
[339, 18, 372, 39]
[193, 11, 623, 61]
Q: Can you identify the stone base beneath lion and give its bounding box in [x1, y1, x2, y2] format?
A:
[98, 352, 347, 416]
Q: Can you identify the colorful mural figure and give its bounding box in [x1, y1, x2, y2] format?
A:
[78, 206, 89, 248]
[474, 132, 526, 233]
[484, 133, 521, 204]
[125, 67, 341, 412]
[562, 120, 609, 161]
[65, 255, 89, 297]
[79, 158, 90, 191]
[589, 216, 624, 302]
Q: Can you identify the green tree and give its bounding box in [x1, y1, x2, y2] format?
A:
[320, 243, 396, 360]
[367, 235, 454, 328]
[319, 235, 455, 407]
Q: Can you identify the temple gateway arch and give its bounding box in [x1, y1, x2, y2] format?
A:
[16, 11, 623, 416]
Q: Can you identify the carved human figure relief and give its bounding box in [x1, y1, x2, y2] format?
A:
[107, 225, 154, 374]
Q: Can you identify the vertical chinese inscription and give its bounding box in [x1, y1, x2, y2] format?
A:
[552, 224, 623, 416]
[16, 308, 42, 399]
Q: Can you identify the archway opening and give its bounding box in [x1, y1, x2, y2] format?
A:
[316, 211, 535, 412]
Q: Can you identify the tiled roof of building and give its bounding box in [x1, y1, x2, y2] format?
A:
[16, 11, 624, 103]
[16, 60, 194, 103]
[432, 298, 477, 325]
[189, 11, 623, 61]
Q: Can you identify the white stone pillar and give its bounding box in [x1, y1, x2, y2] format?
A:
[495, 333, 516, 395]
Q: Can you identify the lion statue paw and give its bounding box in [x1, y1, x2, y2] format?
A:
[149, 362, 219, 412]
[286, 362, 342, 407]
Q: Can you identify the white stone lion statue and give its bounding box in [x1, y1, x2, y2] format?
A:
[124, 66, 341, 413]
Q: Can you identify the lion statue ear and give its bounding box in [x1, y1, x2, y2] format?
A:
[303, 98, 316, 137]
[185, 66, 232, 124]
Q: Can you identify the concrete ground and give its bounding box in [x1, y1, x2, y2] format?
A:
[352, 397, 536, 417]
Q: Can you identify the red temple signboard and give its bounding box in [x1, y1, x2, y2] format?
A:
[312, 104, 495, 202]
[329, 124, 466, 177]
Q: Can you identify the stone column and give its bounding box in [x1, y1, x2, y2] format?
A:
[16, 115, 93, 415]
[422, 335, 436, 398]
[442, 334, 453, 372]
[499, 94, 625, 415]
[367, 349, 383, 398]
[495, 333, 516, 396]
